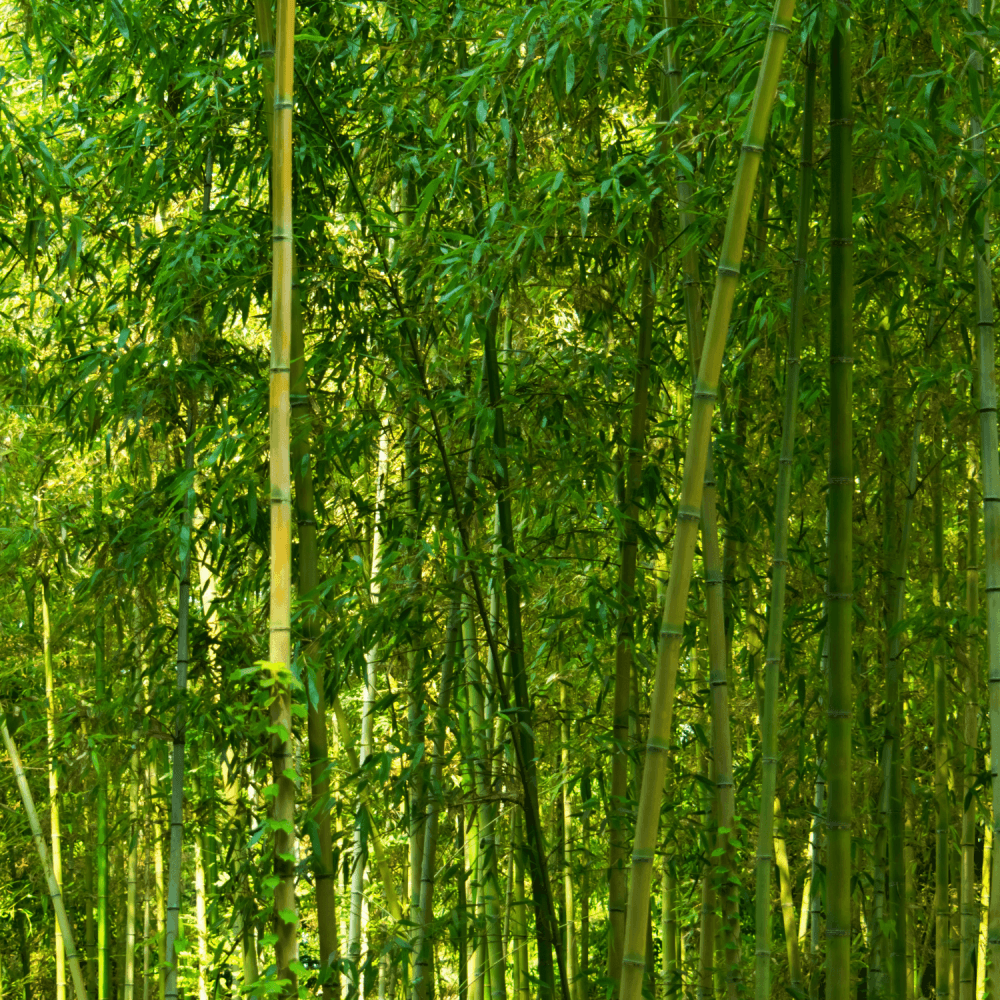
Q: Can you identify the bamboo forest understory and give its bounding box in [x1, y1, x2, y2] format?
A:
[5, 1, 1000, 999]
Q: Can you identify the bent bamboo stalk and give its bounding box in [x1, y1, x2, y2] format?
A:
[2, 713, 89, 1000]
[617, 5, 796, 997]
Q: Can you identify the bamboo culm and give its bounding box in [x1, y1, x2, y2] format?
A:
[961, 456, 980, 1000]
[754, 37, 814, 1000]
[826, 11, 854, 1000]
[2, 713, 89, 1000]
[617, 6, 796, 998]
[267, 0, 298, 990]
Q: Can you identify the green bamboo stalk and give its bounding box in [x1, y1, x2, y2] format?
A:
[978, 799, 992, 1000]
[774, 797, 801, 991]
[702, 450, 739, 1000]
[163, 425, 191, 1000]
[193, 766, 209, 1000]
[42, 573, 65, 1000]
[933, 430, 949, 1000]
[607, 53, 662, 996]
[755, 37, 814, 1000]
[561, 682, 582, 1000]
[1, 714, 89, 1000]
[267, 0, 298, 990]
[883, 406, 923, 1000]
[90, 489, 110, 1000]
[481, 303, 567, 1000]
[464, 592, 507, 1000]
[966, 5, 1000, 999]
[124, 717, 139, 1000]
[149, 760, 165, 1000]
[251, 0, 340, 979]
[826, 12, 853, 1000]
[961, 456, 980, 1000]
[617, 6, 795, 998]
[411, 573, 464, 1000]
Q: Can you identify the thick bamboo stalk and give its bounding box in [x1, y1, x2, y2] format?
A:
[933, 433, 949, 1000]
[617, 6, 795, 998]
[826, 13, 853, 1000]
[250, 0, 339, 975]
[511, 807, 529, 1000]
[702, 450, 739, 1000]
[267, 0, 298, 989]
[607, 61, 661, 995]
[289, 252, 339, 997]
[754, 37, 814, 1000]
[348, 422, 390, 990]
[1, 714, 89, 1000]
[164, 411, 194, 1000]
[978, 809, 992, 1000]
[774, 797, 801, 991]
[42, 574, 66, 1000]
[966, 5, 1000, 999]
[882, 406, 923, 1000]
[961, 460, 980, 1000]
[142, 846, 151, 1000]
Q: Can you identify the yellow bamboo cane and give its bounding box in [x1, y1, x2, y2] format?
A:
[617, 5, 796, 998]
[268, 0, 298, 991]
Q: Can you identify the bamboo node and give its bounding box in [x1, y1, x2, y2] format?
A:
[717, 265, 740, 278]
[825, 590, 852, 600]
[978, 321, 995, 326]
[705, 570, 724, 584]
[828, 118, 854, 127]
[716, 780, 734, 788]
[826, 821, 850, 829]
[661, 625, 683, 638]
[623, 955, 647, 968]
[678, 507, 700, 521]
[762, 756, 778, 763]
[274, 101, 293, 110]
[828, 477, 852, 484]
[647, 737, 671, 753]
[694, 389, 718, 400]
[742, 144, 765, 154]
[632, 850, 655, 864]
[271, 366, 291, 373]
[826, 929, 849, 937]
[826, 709, 851, 718]
[830, 356, 854, 363]
[771, 558, 789, 566]
[272, 234, 292, 242]
[768, 23, 792, 34]
[830, 238, 853, 246]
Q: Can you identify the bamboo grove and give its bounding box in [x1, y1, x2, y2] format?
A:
[2, 0, 1000, 999]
